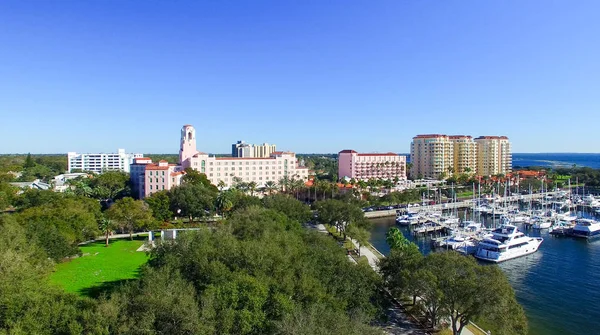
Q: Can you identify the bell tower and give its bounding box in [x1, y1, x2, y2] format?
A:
[179, 124, 197, 168]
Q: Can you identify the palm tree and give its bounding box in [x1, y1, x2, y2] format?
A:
[215, 191, 234, 218]
[217, 180, 226, 191]
[264, 180, 277, 195]
[248, 181, 257, 196]
[98, 217, 115, 247]
[279, 176, 290, 193]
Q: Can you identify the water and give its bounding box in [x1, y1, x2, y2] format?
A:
[369, 212, 600, 335]
[512, 153, 600, 169]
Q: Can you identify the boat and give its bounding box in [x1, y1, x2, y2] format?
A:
[396, 210, 420, 225]
[532, 217, 552, 229]
[474, 225, 543, 263]
[571, 219, 600, 239]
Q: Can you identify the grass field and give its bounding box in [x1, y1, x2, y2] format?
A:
[50, 237, 150, 296]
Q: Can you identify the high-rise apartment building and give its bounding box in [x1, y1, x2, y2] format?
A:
[338, 150, 406, 181]
[232, 140, 276, 158]
[410, 134, 512, 179]
[449, 135, 477, 174]
[67, 149, 142, 174]
[474, 136, 512, 176]
[410, 135, 454, 179]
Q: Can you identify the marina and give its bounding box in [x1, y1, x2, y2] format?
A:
[368, 203, 600, 335]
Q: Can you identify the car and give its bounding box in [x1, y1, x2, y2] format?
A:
[386, 206, 394, 210]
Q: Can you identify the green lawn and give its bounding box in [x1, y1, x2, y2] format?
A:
[50, 237, 150, 296]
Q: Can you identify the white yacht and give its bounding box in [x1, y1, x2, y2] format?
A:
[474, 225, 543, 263]
[571, 219, 600, 239]
[396, 211, 421, 225]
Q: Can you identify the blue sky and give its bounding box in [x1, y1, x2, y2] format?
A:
[1, 1, 599, 154]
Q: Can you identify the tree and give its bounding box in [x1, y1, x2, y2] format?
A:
[107, 197, 154, 240]
[24, 153, 35, 168]
[169, 183, 217, 223]
[346, 224, 370, 256]
[145, 190, 173, 222]
[380, 229, 423, 302]
[423, 251, 527, 335]
[98, 217, 115, 247]
[215, 190, 234, 218]
[90, 170, 130, 200]
[262, 194, 311, 223]
[182, 167, 219, 192]
[248, 181, 257, 196]
[385, 227, 413, 250]
[264, 180, 277, 195]
[313, 199, 368, 239]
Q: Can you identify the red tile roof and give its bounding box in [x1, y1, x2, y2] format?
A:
[357, 153, 399, 157]
[413, 134, 448, 138]
[475, 136, 509, 140]
[146, 165, 169, 170]
[339, 150, 358, 154]
[215, 157, 276, 160]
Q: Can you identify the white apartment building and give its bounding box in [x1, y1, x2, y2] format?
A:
[474, 136, 512, 176]
[182, 125, 308, 189]
[410, 135, 454, 180]
[67, 149, 143, 174]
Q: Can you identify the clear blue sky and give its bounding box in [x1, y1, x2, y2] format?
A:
[1, 0, 599, 154]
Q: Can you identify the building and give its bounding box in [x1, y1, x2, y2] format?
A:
[67, 149, 143, 174]
[130, 157, 153, 199]
[232, 141, 254, 158]
[144, 160, 185, 198]
[410, 135, 454, 179]
[182, 125, 308, 189]
[475, 136, 512, 176]
[232, 140, 277, 158]
[449, 135, 477, 174]
[338, 150, 407, 181]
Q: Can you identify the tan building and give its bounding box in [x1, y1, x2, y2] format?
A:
[232, 140, 276, 158]
[474, 136, 512, 176]
[254, 143, 277, 158]
[449, 135, 477, 174]
[410, 134, 454, 179]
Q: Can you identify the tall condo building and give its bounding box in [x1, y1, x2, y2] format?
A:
[474, 136, 512, 176]
[449, 135, 477, 174]
[232, 140, 277, 158]
[67, 149, 143, 174]
[410, 135, 454, 179]
[181, 125, 308, 189]
[338, 150, 407, 181]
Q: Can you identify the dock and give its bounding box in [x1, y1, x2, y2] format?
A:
[364, 191, 561, 219]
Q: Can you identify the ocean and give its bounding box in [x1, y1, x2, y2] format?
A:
[403, 153, 600, 169]
[512, 153, 600, 169]
[369, 213, 600, 335]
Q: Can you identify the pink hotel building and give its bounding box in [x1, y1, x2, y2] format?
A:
[338, 150, 407, 181]
[136, 125, 310, 198]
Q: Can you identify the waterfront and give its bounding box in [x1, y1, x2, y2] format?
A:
[512, 153, 600, 169]
[368, 213, 600, 335]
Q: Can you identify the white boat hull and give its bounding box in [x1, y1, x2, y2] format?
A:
[475, 238, 543, 263]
